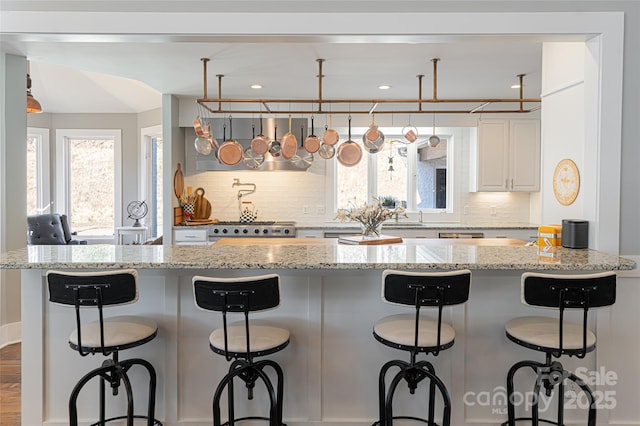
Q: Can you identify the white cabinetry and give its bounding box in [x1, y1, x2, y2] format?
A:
[472, 119, 540, 192]
[173, 228, 209, 245]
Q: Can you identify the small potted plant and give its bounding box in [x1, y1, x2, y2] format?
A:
[379, 195, 398, 208]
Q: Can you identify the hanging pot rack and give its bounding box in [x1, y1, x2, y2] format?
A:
[196, 57, 540, 115]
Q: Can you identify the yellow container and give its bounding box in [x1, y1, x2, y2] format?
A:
[538, 246, 561, 263]
[537, 224, 562, 247]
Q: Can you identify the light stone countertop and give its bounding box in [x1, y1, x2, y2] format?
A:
[297, 221, 539, 230]
[0, 239, 635, 271]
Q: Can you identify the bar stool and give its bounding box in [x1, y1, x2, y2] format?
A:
[47, 269, 161, 426]
[373, 269, 472, 426]
[193, 274, 289, 426]
[502, 271, 617, 426]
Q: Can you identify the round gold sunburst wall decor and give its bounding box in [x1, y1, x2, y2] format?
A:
[552, 158, 580, 206]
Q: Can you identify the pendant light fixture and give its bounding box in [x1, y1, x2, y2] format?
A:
[26, 62, 42, 113]
[428, 112, 440, 147]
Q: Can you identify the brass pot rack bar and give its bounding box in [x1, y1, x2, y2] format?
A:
[196, 57, 541, 115]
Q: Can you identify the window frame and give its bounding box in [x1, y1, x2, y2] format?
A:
[26, 127, 51, 215]
[140, 124, 163, 238]
[55, 129, 122, 241]
[329, 126, 465, 222]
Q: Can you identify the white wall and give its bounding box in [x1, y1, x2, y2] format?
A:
[0, 53, 27, 341]
[540, 43, 586, 223]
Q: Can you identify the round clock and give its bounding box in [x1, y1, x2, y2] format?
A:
[552, 159, 580, 206]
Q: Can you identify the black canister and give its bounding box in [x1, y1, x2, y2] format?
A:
[561, 219, 589, 248]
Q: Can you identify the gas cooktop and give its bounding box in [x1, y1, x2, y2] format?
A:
[214, 221, 294, 226]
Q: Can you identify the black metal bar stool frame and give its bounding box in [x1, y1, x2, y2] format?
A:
[502, 272, 617, 426]
[373, 269, 472, 426]
[47, 270, 162, 426]
[193, 274, 289, 426]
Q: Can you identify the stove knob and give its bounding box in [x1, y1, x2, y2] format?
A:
[284, 229, 290, 234]
[254, 229, 260, 234]
[242, 229, 248, 234]
[222, 229, 228, 234]
[213, 229, 219, 234]
[234, 229, 239, 234]
[263, 229, 269, 234]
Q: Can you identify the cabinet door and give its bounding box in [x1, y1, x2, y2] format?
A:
[509, 120, 541, 191]
[477, 120, 510, 191]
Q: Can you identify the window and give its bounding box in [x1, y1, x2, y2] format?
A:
[26, 128, 51, 216]
[140, 125, 163, 238]
[56, 129, 122, 239]
[332, 126, 464, 221]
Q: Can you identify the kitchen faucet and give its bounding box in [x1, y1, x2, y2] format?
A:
[232, 178, 257, 216]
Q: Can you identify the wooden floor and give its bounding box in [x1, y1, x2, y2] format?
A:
[0, 343, 20, 426]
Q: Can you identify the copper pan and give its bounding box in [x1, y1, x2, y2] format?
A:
[218, 117, 243, 166]
[280, 115, 298, 160]
[292, 125, 314, 169]
[322, 115, 339, 146]
[303, 116, 321, 154]
[193, 116, 205, 137]
[250, 117, 270, 155]
[336, 116, 362, 167]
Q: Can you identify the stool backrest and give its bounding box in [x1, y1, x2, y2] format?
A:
[193, 274, 281, 313]
[47, 269, 139, 307]
[382, 269, 471, 307]
[521, 271, 616, 358]
[193, 274, 281, 362]
[46, 269, 139, 356]
[381, 269, 471, 357]
[521, 272, 616, 309]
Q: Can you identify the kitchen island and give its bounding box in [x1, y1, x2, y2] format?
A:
[1, 240, 635, 426]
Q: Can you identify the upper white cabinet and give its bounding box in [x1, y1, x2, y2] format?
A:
[471, 119, 540, 192]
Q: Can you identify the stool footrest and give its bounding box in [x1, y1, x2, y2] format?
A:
[220, 416, 287, 426]
[373, 415, 444, 426]
[501, 419, 562, 426]
[88, 415, 162, 426]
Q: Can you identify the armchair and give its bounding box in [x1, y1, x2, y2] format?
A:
[27, 214, 87, 245]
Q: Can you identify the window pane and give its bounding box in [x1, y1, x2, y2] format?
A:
[69, 138, 115, 235]
[336, 142, 368, 209]
[377, 141, 408, 207]
[26, 137, 38, 215]
[416, 140, 448, 209]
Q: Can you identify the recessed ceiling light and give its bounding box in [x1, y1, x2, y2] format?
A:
[511, 84, 521, 89]
[250, 84, 263, 89]
[378, 85, 391, 90]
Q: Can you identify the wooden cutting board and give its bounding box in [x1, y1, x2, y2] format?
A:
[193, 187, 212, 220]
[338, 234, 403, 245]
[173, 163, 184, 201]
[182, 219, 218, 226]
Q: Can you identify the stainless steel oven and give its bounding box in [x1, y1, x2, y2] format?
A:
[208, 221, 297, 242]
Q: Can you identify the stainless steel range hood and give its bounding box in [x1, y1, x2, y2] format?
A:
[191, 117, 309, 171]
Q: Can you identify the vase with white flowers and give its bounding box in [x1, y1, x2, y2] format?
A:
[334, 197, 407, 238]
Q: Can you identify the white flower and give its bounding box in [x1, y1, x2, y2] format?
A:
[334, 197, 407, 233]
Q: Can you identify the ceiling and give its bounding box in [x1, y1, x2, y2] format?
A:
[6, 37, 543, 114]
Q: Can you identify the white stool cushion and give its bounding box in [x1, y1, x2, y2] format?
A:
[210, 320, 290, 354]
[69, 315, 158, 348]
[374, 313, 455, 348]
[505, 316, 596, 350]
